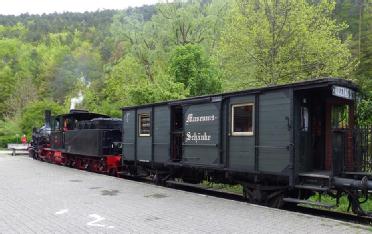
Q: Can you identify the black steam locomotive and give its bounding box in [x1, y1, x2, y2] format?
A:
[29, 78, 372, 216]
[30, 109, 122, 175]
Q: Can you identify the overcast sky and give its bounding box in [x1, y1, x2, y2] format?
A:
[0, 0, 161, 16]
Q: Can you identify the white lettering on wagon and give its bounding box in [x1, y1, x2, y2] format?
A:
[185, 132, 211, 143]
[332, 86, 355, 100]
[124, 113, 130, 123]
[185, 114, 216, 125]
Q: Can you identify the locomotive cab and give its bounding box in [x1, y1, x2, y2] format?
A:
[50, 110, 109, 149]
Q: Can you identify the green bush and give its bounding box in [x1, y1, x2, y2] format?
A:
[20, 100, 66, 136]
[0, 119, 21, 148]
[169, 44, 222, 96]
[357, 96, 372, 125]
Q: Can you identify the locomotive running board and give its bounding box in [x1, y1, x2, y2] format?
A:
[283, 197, 335, 209]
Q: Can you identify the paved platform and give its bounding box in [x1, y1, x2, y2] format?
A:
[0, 152, 370, 234]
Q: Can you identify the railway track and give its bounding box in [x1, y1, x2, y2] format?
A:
[120, 173, 372, 226]
[285, 205, 372, 226]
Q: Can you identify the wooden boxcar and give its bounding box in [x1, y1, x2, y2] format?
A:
[121, 78, 370, 209]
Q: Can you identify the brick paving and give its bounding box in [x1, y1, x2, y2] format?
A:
[0, 152, 370, 234]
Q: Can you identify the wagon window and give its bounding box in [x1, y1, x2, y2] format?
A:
[232, 104, 254, 136]
[52, 119, 59, 130]
[139, 113, 151, 136]
[331, 104, 349, 129]
[300, 107, 309, 132]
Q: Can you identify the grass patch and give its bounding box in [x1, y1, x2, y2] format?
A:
[200, 181, 372, 215]
[308, 193, 372, 213]
[201, 181, 243, 195]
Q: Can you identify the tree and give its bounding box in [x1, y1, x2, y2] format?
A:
[0, 64, 15, 117]
[169, 44, 221, 96]
[46, 36, 103, 102]
[89, 55, 188, 114]
[110, 12, 159, 82]
[6, 77, 39, 117]
[155, 0, 229, 53]
[128, 73, 188, 105]
[0, 37, 36, 117]
[35, 34, 71, 97]
[103, 55, 148, 104]
[20, 100, 66, 136]
[0, 118, 21, 147]
[156, 0, 207, 45]
[219, 0, 354, 89]
[354, 2, 372, 125]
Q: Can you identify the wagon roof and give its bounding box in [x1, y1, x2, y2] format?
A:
[121, 77, 358, 111]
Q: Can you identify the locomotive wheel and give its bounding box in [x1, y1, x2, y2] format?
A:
[28, 149, 35, 159]
[109, 168, 118, 177]
[68, 160, 74, 168]
[84, 162, 90, 171]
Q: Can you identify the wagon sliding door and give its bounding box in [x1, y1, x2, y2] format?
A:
[182, 101, 221, 166]
[153, 106, 170, 163]
[259, 89, 292, 174]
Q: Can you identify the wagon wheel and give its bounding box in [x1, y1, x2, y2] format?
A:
[243, 187, 252, 202]
[152, 173, 161, 185]
[243, 187, 261, 204]
[267, 190, 285, 208]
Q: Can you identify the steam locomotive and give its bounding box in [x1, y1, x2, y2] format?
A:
[29, 78, 372, 216]
[30, 109, 122, 175]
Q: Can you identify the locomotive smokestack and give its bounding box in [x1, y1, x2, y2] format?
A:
[45, 110, 51, 128]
